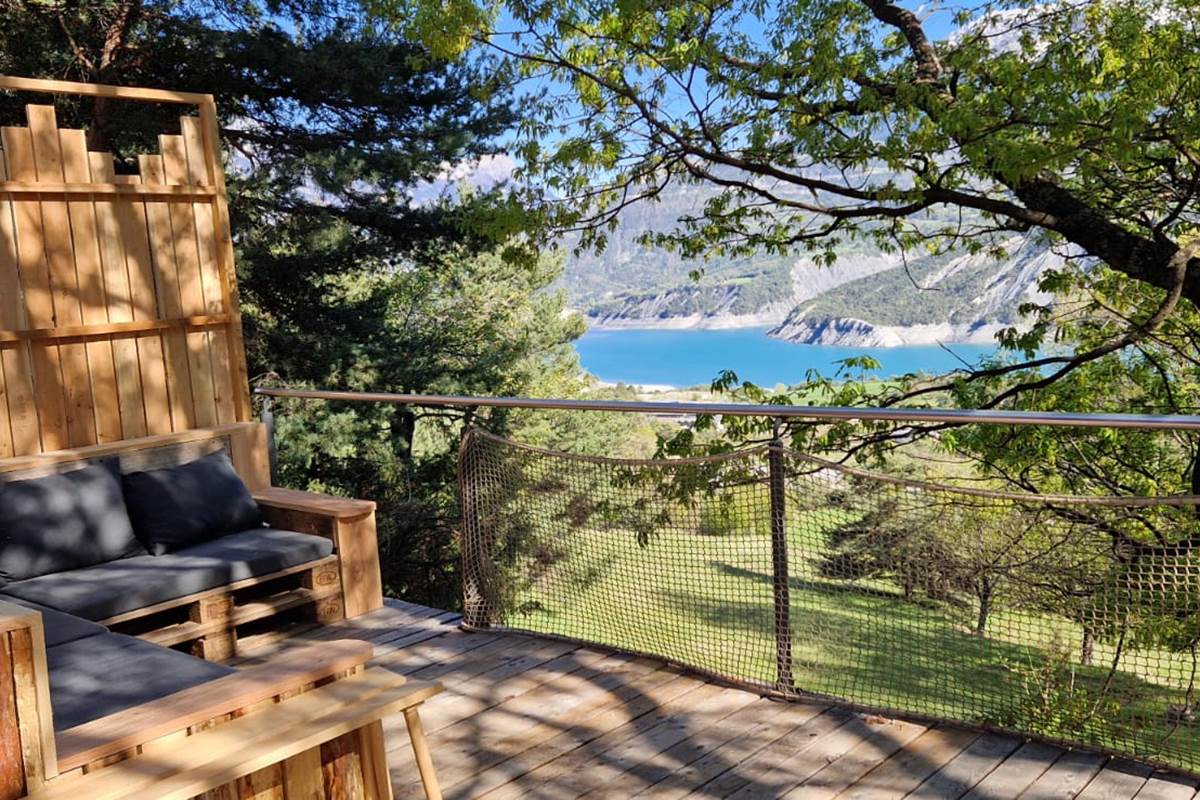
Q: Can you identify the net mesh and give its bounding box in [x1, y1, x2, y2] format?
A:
[459, 428, 1200, 772]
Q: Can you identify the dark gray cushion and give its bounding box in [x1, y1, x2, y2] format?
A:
[1, 528, 333, 620]
[122, 450, 263, 555]
[0, 596, 106, 647]
[0, 459, 145, 586]
[47, 631, 233, 731]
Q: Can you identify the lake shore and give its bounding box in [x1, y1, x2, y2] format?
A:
[576, 326, 999, 387]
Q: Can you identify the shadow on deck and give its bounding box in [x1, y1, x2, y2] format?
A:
[235, 600, 1200, 800]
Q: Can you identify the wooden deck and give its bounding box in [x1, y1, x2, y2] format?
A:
[237, 600, 1200, 799]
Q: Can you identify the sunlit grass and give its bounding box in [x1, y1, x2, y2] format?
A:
[506, 512, 1200, 771]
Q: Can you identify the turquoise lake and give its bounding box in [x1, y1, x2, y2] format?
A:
[575, 327, 999, 388]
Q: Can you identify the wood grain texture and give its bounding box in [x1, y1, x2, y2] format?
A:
[0, 76, 211, 105]
[282, 747, 326, 800]
[0, 156, 37, 456]
[322, 731, 366, 799]
[223, 600, 1200, 800]
[35, 672, 441, 800]
[0, 98, 251, 456]
[59, 128, 121, 444]
[255, 488, 383, 618]
[10, 624, 55, 785]
[2, 124, 66, 452]
[0, 633, 25, 800]
[55, 640, 374, 772]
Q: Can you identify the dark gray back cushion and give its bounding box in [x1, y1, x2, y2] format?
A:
[122, 450, 262, 555]
[0, 459, 145, 587]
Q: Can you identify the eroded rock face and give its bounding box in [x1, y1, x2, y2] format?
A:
[766, 316, 1003, 347]
[768, 239, 1064, 346]
[585, 283, 792, 330]
[582, 236, 1066, 345]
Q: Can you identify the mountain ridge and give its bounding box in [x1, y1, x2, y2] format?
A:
[560, 182, 1055, 346]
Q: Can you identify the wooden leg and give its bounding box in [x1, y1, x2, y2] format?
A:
[403, 706, 442, 800]
[191, 594, 235, 661]
[357, 720, 394, 800]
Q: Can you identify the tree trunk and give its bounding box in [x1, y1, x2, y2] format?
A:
[391, 409, 416, 461]
[975, 579, 992, 636]
[1081, 627, 1095, 666]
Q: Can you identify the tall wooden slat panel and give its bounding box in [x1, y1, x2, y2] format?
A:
[181, 116, 237, 424]
[1, 126, 67, 452]
[0, 85, 254, 456]
[160, 133, 218, 427]
[198, 99, 253, 422]
[60, 129, 121, 443]
[139, 152, 197, 432]
[111, 170, 173, 436]
[26, 106, 96, 447]
[0, 157, 37, 456]
[89, 152, 148, 439]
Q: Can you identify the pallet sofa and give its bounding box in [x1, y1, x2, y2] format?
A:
[0, 422, 383, 661]
[0, 422, 444, 800]
[0, 77, 444, 798]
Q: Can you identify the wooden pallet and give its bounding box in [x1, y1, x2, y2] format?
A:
[102, 555, 345, 661]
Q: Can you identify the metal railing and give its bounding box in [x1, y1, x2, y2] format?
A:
[256, 386, 1200, 773]
[255, 387, 1200, 429]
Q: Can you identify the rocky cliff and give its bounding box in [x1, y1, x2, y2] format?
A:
[768, 238, 1058, 346]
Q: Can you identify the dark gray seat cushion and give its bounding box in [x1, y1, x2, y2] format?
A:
[122, 450, 263, 555]
[0, 597, 107, 647]
[0, 459, 145, 586]
[1, 528, 333, 620]
[47, 631, 233, 731]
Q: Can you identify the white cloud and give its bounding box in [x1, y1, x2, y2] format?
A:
[410, 153, 517, 204]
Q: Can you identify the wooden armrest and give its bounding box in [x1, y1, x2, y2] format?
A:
[55, 639, 375, 773]
[0, 598, 40, 633]
[41, 672, 443, 800]
[253, 488, 385, 618]
[0, 598, 56, 785]
[253, 487, 375, 519]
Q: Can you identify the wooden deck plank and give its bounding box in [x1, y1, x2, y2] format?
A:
[473, 679, 732, 800]
[1135, 774, 1199, 800]
[395, 642, 602, 737]
[836, 725, 980, 800]
[783, 717, 929, 799]
[1019, 751, 1109, 799]
[1075, 760, 1153, 800]
[717, 709, 859, 798]
[722, 714, 874, 797]
[414, 650, 666, 786]
[234, 602, 1200, 800]
[570, 684, 765, 799]
[423, 660, 687, 798]
[907, 733, 1025, 798]
[961, 741, 1064, 799]
[629, 697, 827, 799]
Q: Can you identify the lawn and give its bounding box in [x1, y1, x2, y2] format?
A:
[502, 508, 1200, 772]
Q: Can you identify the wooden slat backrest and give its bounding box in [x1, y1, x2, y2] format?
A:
[0, 77, 251, 457]
[0, 421, 270, 490]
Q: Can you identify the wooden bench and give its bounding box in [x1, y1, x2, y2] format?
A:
[0, 599, 444, 800]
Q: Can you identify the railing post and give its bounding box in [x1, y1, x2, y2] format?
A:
[768, 417, 794, 690]
[261, 393, 279, 485]
[458, 409, 491, 630]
